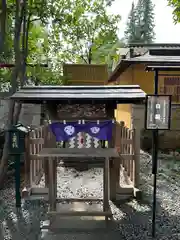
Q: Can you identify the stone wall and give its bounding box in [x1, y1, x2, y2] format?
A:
[132, 104, 180, 151]
[0, 100, 41, 164]
[0, 99, 41, 129]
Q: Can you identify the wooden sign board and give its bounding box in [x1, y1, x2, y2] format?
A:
[145, 95, 171, 130]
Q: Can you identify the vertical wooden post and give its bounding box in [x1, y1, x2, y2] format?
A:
[22, 132, 31, 198]
[15, 154, 21, 207]
[43, 120, 49, 187]
[130, 130, 134, 182]
[36, 128, 40, 178]
[106, 103, 120, 201]
[131, 105, 142, 192]
[49, 157, 56, 211]
[29, 130, 33, 187]
[133, 128, 140, 188]
[121, 122, 127, 171]
[127, 129, 130, 177]
[39, 126, 43, 173]
[109, 123, 119, 201]
[103, 157, 109, 221]
[31, 130, 36, 186]
[24, 133, 30, 188]
[53, 159, 57, 201]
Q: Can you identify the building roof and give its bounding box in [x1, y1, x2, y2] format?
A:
[108, 44, 180, 83]
[10, 85, 146, 104]
[124, 52, 180, 64]
[145, 65, 180, 72]
[127, 43, 180, 48]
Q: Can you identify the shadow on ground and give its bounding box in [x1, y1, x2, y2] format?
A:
[0, 189, 179, 240]
[0, 154, 180, 240]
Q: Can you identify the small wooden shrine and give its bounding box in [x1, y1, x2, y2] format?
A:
[10, 85, 146, 227]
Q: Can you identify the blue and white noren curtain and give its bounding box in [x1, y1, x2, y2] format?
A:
[49, 121, 113, 141]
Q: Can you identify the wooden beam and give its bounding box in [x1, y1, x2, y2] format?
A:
[48, 211, 112, 217]
[120, 154, 134, 160]
[116, 186, 134, 195]
[29, 138, 44, 144]
[57, 198, 103, 202]
[121, 139, 133, 144]
[30, 187, 48, 195]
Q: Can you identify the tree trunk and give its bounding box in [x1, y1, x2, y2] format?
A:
[14, 0, 30, 125]
[0, 0, 25, 186]
[0, 0, 7, 55]
[0, 100, 15, 186]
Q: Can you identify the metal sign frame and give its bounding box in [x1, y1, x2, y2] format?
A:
[144, 94, 172, 130]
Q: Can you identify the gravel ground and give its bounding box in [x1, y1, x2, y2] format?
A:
[0, 151, 180, 239]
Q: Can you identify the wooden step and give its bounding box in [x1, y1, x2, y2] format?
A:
[41, 219, 117, 232]
[48, 210, 112, 217]
[24, 187, 49, 201]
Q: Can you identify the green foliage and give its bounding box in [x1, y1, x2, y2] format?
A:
[136, 0, 155, 43]
[49, 0, 121, 65]
[168, 0, 180, 23]
[125, 0, 155, 44]
[0, 0, 122, 88]
[124, 2, 137, 44]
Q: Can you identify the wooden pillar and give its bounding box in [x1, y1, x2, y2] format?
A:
[106, 103, 120, 201]
[24, 133, 30, 187]
[103, 157, 109, 221]
[131, 104, 142, 199]
[43, 120, 49, 187]
[49, 157, 56, 211]
[133, 128, 140, 188]
[22, 133, 31, 197]
[131, 105, 141, 189]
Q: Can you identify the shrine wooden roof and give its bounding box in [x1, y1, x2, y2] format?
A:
[108, 44, 180, 83]
[10, 85, 146, 104]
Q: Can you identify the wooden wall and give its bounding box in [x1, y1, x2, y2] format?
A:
[63, 64, 108, 85]
[113, 63, 180, 149]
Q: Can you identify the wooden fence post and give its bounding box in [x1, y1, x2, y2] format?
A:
[109, 122, 119, 201]
[43, 120, 49, 187]
[133, 128, 140, 189]
[22, 132, 31, 197]
[25, 132, 30, 182]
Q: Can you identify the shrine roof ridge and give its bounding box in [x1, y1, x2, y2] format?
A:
[20, 85, 141, 89]
[10, 85, 146, 104]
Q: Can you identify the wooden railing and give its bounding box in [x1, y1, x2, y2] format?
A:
[23, 120, 140, 196]
[23, 122, 48, 193]
[29, 127, 44, 186]
[116, 121, 139, 188]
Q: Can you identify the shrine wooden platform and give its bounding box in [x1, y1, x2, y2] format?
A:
[36, 148, 119, 222]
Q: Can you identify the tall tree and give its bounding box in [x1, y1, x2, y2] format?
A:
[125, 0, 155, 44]
[0, 0, 122, 184]
[124, 2, 137, 43]
[0, 0, 7, 55]
[0, 0, 56, 185]
[49, 0, 121, 66]
[0, 0, 26, 185]
[136, 0, 155, 43]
